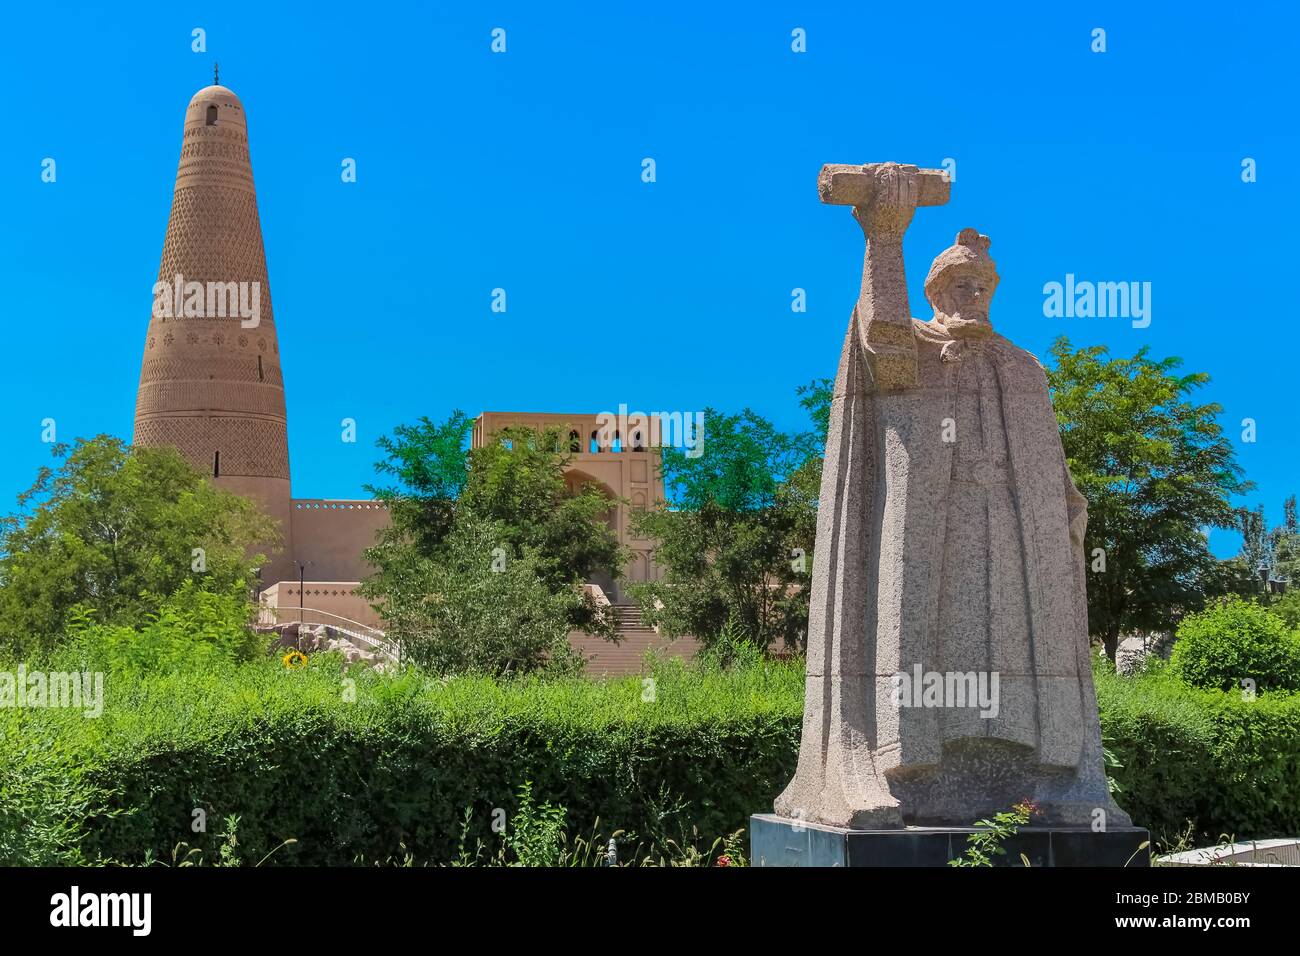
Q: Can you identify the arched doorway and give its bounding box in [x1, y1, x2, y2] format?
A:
[565, 468, 621, 600]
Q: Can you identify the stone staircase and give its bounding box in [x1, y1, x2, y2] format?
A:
[610, 602, 651, 633]
[567, 601, 701, 676]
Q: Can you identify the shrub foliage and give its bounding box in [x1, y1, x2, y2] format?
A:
[0, 436, 274, 659]
[1169, 597, 1300, 693]
[6, 656, 1300, 864]
[1, 656, 801, 866]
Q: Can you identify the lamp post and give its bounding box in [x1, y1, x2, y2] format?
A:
[295, 560, 313, 620]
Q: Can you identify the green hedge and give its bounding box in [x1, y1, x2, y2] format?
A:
[5, 657, 1300, 864]
[1096, 666, 1300, 845]
[2, 657, 802, 865]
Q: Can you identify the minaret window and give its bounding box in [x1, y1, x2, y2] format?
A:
[257, 355, 264, 381]
[206, 105, 218, 126]
[213, 451, 220, 478]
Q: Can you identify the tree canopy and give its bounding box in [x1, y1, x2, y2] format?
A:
[360, 414, 622, 673]
[630, 404, 820, 651]
[0, 436, 275, 659]
[1045, 337, 1250, 659]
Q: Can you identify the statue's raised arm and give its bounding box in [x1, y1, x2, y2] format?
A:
[818, 162, 950, 391]
[770, 160, 1139, 850]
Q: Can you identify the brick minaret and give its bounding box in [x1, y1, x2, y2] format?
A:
[133, 82, 293, 585]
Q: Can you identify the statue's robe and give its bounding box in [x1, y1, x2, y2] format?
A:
[775, 311, 1127, 828]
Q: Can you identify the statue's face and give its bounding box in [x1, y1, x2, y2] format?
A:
[941, 272, 994, 326]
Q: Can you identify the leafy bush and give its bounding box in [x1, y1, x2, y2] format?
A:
[7, 646, 1300, 865]
[949, 802, 1035, 867]
[694, 616, 768, 671]
[1096, 665, 1300, 846]
[361, 416, 623, 671]
[54, 580, 268, 676]
[1269, 589, 1300, 630]
[0, 717, 118, 865]
[3, 653, 802, 866]
[446, 782, 743, 867]
[0, 436, 274, 659]
[373, 514, 586, 677]
[1169, 597, 1300, 693]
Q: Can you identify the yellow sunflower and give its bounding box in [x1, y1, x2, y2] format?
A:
[282, 650, 308, 669]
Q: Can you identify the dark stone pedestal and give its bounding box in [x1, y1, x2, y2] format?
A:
[750, 813, 1150, 867]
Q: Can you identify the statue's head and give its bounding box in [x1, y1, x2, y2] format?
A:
[924, 228, 999, 331]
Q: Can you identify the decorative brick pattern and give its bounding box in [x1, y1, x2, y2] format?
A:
[133, 85, 291, 493]
[133, 416, 289, 479]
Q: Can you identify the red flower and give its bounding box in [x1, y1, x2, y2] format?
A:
[1013, 799, 1040, 818]
[716, 855, 733, 867]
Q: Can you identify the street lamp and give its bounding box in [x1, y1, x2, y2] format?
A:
[295, 560, 313, 617]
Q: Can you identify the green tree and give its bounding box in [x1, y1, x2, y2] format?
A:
[659, 407, 817, 513]
[377, 514, 584, 676]
[629, 406, 818, 651]
[360, 415, 622, 671]
[0, 436, 275, 659]
[1279, 496, 1300, 570]
[785, 378, 834, 559]
[1225, 494, 1300, 605]
[367, 411, 474, 557]
[460, 426, 623, 595]
[1237, 504, 1271, 582]
[1270, 590, 1300, 629]
[1265, 494, 1300, 587]
[795, 377, 834, 447]
[1045, 338, 1250, 661]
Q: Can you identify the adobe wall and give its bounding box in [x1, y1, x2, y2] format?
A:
[567, 630, 701, 677]
[217, 474, 295, 585]
[260, 580, 384, 631]
[289, 499, 391, 582]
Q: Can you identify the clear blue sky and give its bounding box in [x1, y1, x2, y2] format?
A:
[1, 2, 1295, 557]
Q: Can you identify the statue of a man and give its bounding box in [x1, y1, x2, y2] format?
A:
[776, 164, 1129, 829]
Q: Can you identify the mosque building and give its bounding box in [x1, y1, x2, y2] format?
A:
[132, 79, 690, 673]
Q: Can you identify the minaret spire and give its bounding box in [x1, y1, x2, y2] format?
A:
[133, 83, 294, 584]
[214, 61, 219, 85]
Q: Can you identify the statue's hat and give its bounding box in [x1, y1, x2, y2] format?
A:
[924, 228, 999, 304]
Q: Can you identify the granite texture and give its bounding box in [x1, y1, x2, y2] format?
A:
[774, 163, 1131, 831]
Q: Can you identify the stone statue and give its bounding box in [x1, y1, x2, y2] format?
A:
[774, 163, 1130, 830]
